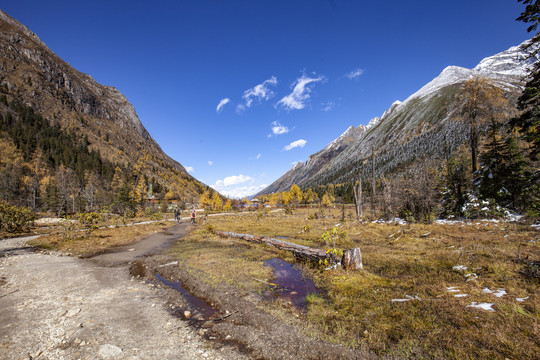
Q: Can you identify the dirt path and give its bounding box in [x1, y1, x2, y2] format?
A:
[0, 226, 246, 360]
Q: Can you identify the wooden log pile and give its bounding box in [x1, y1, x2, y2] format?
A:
[216, 231, 362, 270]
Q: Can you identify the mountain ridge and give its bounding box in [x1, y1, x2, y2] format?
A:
[257, 40, 535, 196]
[0, 9, 206, 206]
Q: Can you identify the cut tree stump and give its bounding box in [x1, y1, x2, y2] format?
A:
[216, 231, 338, 264]
[342, 248, 363, 270]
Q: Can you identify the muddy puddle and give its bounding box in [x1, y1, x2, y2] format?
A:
[155, 273, 217, 320]
[263, 258, 324, 310]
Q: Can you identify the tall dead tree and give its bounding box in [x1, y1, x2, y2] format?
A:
[353, 176, 362, 220]
[381, 176, 392, 219]
[371, 145, 376, 216]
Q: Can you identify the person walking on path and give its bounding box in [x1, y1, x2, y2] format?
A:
[190, 208, 196, 224]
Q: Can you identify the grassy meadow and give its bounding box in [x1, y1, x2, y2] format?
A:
[172, 207, 539, 359]
[29, 214, 174, 257]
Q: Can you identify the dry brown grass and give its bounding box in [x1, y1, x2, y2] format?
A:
[30, 220, 174, 257]
[173, 208, 539, 359]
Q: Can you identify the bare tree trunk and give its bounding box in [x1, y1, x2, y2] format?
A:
[470, 120, 478, 173]
[382, 176, 392, 219]
[371, 145, 376, 216]
[353, 177, 362, 220]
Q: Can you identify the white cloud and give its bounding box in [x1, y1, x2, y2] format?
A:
[185, 166, 194, 173]
[256, 153, 262, 159]
[271, 121, 290, 135]
[213, 184, 268, 199]
[211, 174, 266, 198]
[284, 139, 307, 151]
[322, 101, 335, 112]
[215, 174, 253, 187]
[345, 68, 364, 80]
[276, 74, 324, 110]
[216, 98, 231, 112]
[237, 76, 277, 112]
[208, 161, 213, 166]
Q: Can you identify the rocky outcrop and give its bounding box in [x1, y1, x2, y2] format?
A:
[0, 9, 190, 178]
[0, 10, 149, 140]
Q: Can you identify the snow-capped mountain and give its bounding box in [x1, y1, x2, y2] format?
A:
[257, 40, 535, 195]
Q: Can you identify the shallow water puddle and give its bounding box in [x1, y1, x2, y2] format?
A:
[263, 258, 324, 310]
[155, 273, 216, 320]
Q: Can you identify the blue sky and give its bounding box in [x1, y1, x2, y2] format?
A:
[2, 1, 531, 198]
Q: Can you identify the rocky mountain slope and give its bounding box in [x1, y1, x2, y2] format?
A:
[258, 40, 535, 195]
[0, 9, 203, 200]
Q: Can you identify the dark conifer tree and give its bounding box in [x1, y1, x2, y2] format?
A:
[515, 0, 540, 160]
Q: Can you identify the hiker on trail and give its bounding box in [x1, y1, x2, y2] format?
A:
[174, 208, 179, 223]
[190, 208, 196, 224]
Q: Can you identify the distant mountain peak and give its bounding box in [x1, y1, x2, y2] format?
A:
[257, 39, 536, 196]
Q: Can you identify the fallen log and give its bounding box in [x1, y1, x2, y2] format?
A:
[215, 231, 340, 264]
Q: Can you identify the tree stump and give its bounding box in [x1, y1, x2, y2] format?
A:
[342, 248, 363, 270]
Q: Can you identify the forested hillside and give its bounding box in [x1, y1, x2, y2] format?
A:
[0, 10, 211, 216]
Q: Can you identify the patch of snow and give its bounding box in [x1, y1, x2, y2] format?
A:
[516, 296, 529, 302]
[392, 294, 421, 302]
[467, 302, 495, 311]
[465, 273, 478, 281]
[435, 219, 464, 225]
[454, 294, 468, 298]
[493, 289, 507, 298]
[452, 265, 467, 272]
[482, 287, 493, 294]
[35, 217, 68, 225]
[446, 287, 460, 293]
[365, 116, 381, 130]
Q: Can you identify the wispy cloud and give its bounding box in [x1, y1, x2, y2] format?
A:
[237, 76, 277, 112]
[256, 153, 262, 159]
[271, 121, 290, 135]
[216, 98, 231, 112]
[185, 166, 194, 173]
[276, 74, 324, 110]
[208, 161, 213, 166]
[345, 68, 364, 80]
[321, 101, 335, 112]
[284, 139, 307, 151]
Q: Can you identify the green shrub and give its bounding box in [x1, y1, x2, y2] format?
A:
[0, 201, 35, 233]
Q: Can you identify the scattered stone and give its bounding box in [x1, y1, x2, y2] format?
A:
[65, 308, 81, 318]
[158, 261, 179, 268]
[98, 344, 123, 359]
[184, 310, 191, 318]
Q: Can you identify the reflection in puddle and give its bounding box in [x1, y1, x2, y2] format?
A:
[263, 258, 324, 310]
[155, 273, 216, 319]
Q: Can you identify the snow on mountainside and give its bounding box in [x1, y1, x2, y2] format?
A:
[400, 42, 534, 108]
[257, 40, 536, 196]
